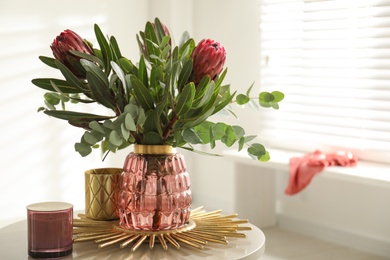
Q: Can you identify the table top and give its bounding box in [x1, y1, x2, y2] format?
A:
[0, 219, 265, 259]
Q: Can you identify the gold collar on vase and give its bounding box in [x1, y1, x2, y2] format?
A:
[134, 144, 176, 155]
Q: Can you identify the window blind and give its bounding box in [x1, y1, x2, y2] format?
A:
[258, 0, 390, 164]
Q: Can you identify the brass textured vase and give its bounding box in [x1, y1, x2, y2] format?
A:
[118, 145, 192, 230]
[85, 168, 122, 220]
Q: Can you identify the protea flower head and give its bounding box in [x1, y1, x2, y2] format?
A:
[190, 39, 226, 85]
[50, 29, 95, 79]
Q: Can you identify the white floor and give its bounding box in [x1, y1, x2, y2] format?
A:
[261, 228, 389, 260]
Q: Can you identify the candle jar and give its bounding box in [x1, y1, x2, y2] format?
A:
[27, 202, 73, 258]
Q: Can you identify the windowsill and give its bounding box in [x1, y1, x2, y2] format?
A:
[224, 148, 390, 188]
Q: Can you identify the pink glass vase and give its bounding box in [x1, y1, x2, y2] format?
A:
[118, 145, 192, 230]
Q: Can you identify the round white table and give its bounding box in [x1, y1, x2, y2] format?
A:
[0, 219, 265, 259]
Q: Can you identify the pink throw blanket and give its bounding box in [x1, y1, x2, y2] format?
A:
[285, 150, 357, 195]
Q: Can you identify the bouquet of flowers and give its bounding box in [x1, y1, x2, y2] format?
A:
[32, 18, 283, 161]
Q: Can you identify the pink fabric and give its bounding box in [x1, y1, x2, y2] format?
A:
[285, 150, 357, 195]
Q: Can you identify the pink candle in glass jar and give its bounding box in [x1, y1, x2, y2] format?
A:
[27, 202, 73, 258]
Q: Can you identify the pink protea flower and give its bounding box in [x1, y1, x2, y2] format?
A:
[190, 39, 226, 85]
[50, 29, 95, 78]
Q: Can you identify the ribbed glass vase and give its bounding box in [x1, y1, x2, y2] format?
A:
[118, 145, 192, 230]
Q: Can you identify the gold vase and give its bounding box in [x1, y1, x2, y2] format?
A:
[85, 168, 122, 220]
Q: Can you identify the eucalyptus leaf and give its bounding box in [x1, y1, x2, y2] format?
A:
[121, 124, 130, 140]
[221, 126, 236, 147]
[83, 132, 98, 145]
[182, 128, 202, 144]
[89, 121, 105, 134]
[124, 113, 136, 131]
[75, 142, 92, 157]
[236, 94, 250, 105]
[109, 130, 123, 146]
[211, 123, 227, 140]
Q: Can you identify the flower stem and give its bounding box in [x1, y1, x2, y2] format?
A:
[163, 113, 178, 140]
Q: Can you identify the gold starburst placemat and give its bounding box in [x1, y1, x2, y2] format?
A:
[73, 207, 251, 252]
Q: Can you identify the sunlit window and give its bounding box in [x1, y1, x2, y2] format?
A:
[258, 0, 390, 164]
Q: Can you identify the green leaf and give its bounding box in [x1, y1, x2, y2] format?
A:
[54, 60, 88, 92]
[39, 56, 57, 69]
[69, 50, 104, 67]
[160, 35, 171, 49]
[131, 75, 155, 111]
[182, 107, 214, 128]
[32, 78, 81, 93]
[178, 59, 193, 89]
[119, 57, 136, 74]
[214, 68, 228, 88]
[236, 94, 250, 105]
[175, 83, 195, 117]
[121, 123, 130, 140]
[149, 66, 163, 89]
[232, 125, 245, 139]
[144, 131, 163, 145]
[212, 123, 227, 140]
[193, 78, 213, 108]
[83, 132, 98, 145]
[272, 91, 285, 102]
[248, 143, 267, 160]
[44, 110, 112, 122]
[109, 35, 122, 60]
[138, 56, 148, 88]
[124, 113, 136, 131]
[193, 121, 214, 144]
[94, 24, 113, 74]
[213, 90, 235, 115]
[154, 17, 167, 43]
[246, 82, 255, 96]
[259, 92, 275, 102]
[44, 93, 61, 106]
[221, 126, 237, 147]
[89, 121, 105, 134]
[182, 128, 202, 144]
[259, 151, 270, 162]
[81, 59, 109, 85]
[109, 130, 123, 146]
[244, 135, 257, 142]
[179, 38, 195, 59]
[144, 22, 160, 63]
[259, 91, 284, 109]
[103, 119, 115, 129]
[111, 61, 127, 90]
[84, 69, 115, 110]
[238, 137, 245, 151]
[75, 142, 92, 157]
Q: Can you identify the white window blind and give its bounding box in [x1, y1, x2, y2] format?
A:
[258, 0, 390, 164]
